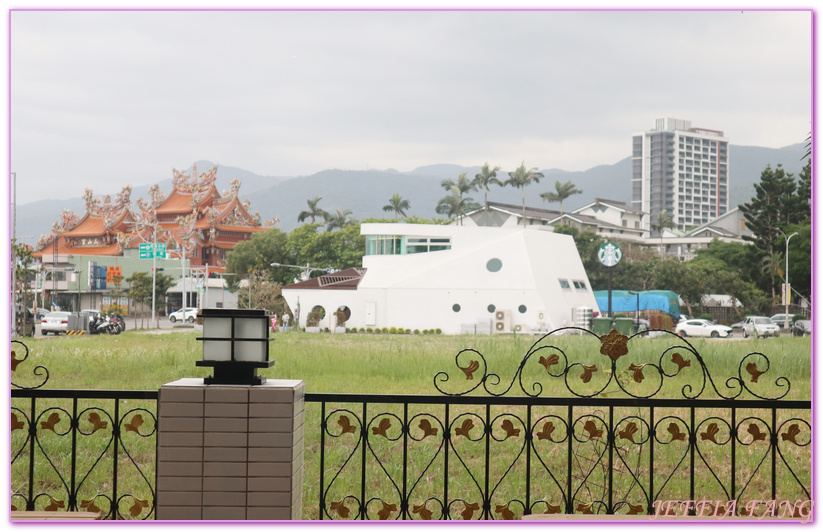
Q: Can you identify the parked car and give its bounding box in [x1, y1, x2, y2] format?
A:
[742, 316, 781, 338]
[169, 307, 198, 324]
[769, 313, 794, 329]
[30, 307, 49, 321]
[792, 319, 812, 337]
[675, 319, 733, 338]
[730, 320, 746, 330]
[41, 311, 71, 335]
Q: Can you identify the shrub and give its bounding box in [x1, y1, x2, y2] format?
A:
[699, 314, 714, 322]
[413, 329, 420, 335]
[405, 329, 411, 334]
[435, 328, 442, 334]
[381, 327, 388, 334]
[366, 327, 373, 334]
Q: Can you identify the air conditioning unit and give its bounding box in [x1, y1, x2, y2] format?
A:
[514, 324, 523, 333]
[537, 311, 546, 322]
[494, 309, 511, 333]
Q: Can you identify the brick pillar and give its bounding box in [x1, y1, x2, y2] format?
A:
[156, 378, 305, 520]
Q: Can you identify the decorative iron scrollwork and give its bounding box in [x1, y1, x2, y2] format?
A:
[433, 327, 792, 400]
[11, 340, 49, 390]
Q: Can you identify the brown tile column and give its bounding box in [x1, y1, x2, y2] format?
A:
[156, 378, 305, 520]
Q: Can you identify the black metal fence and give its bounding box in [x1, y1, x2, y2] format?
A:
[308, 328, 811, 520]
[11, 341, 158, 519]
[10, 328, 812, 521]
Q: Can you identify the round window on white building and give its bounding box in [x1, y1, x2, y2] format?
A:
[453, 304, 461, 313]
[486, 258, 503, 272]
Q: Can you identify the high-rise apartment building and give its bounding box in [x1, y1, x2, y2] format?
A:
[632, 118, 729, 234]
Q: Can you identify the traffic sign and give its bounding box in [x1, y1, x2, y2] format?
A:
[139, 243, 167, 259]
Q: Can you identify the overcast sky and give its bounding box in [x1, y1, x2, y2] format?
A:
[9, 8, 813, 205]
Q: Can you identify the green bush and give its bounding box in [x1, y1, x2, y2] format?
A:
[699, 314, 714, 321]
[413, 329, 420, 335]
[405, 329, 411, 334]
[381, 327, 388, 334]
[435, 328, 442, 334]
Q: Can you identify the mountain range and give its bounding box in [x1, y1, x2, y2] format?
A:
[15, 143, 807, 246]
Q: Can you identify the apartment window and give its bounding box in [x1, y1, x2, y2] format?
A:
[559, 279, 571, 289]
[573, 280, 587, 290]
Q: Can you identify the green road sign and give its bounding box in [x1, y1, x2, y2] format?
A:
[139, 243, 167, 259]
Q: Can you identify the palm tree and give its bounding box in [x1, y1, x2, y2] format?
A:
[651, 210, 675, 254]
[472, 163, 502, 213]
[761, 249, 784, 301]
[540, 180, 582, 216]
[504, 162, 544, 227]
[435, 186, 480, 226]
[297, 196, 329, 224]
[440, 172, 473, 194]
[382, 193, 411, 220]
[326, 208, 353, 231]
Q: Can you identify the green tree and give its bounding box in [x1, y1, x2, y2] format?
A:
[760, 249, 784, 302]
[382, 193, 411, 220]
[326, 209, 354, 231]
[540, 180, 582, 216]
[224, 228, 290, 288]
[284, 222, 365, 276]
[440, 171, 473, 194]
[784, 220, 811, 302]
[297, 196, 329, 224]
[504, 162, 544, 226]
[738, 164, 805, 257]
[651, 210, 675, 254]
[435, 186, 480, 225]
[124, 271, 174, 327]
[472, 163, 502, 212]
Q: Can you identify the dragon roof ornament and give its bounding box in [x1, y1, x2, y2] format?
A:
[82, 186, 132, 220]
[171, 163, 218, 194]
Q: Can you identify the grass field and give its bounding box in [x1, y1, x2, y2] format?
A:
[10, 330, 812, 520]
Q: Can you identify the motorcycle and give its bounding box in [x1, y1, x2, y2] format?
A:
[90, 314, 121, 335]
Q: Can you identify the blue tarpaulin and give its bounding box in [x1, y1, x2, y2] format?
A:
[593, 290, 681, 318]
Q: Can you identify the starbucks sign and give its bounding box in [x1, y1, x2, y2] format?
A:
[597, 242, 623, 267]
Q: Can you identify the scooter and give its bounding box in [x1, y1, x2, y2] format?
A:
[90, 314, 121, 335]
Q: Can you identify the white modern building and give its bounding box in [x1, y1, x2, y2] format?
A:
[281, 223, 598, 335]
[632, 118, 730, 233]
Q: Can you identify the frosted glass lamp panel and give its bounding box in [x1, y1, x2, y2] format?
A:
[203, 317, 232, 338]
[202, 341, 232, 361]
[235, 318, 263, 339]
[235, 341, 266, 362]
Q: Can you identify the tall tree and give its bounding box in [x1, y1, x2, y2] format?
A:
[504, 162, 544, 227]
[760, 249, 784, 302]
[297, 196, 329, 224]
[224, 228, 290, 287]
[382, 193, 411, 220]
[435, 186, 480, 225]
[472, 163, 502, 212]
[738, 164, 804, 257]
[440, 171, 473, 194]
[326, 209, 354, 231]
[650, 209, 675, 254]
[540, 180, 583, 216]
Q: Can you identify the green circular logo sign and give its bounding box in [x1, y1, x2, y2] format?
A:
[598, 242, 622, 267]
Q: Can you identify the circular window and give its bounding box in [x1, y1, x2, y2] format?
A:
[487, 304, 496, 313]
[518, 305, 527, 314]
[308, 305, 326, 327]
[452, 304, 461, 313]
[336, 305, 351, 325]
[486, 258, 503, 272]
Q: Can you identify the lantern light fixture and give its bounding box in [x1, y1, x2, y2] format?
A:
[195, 308, 274, 385]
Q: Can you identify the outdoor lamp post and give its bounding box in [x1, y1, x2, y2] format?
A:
[777, 229, 799, 331]
[195, 308, 274, 385]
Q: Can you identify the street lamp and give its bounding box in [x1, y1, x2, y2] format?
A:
[777, 229, 799, 330]
[270, 262, 335, 282]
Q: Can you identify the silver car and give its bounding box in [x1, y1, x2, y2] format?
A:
[41, 311, 70, 335]
[742, 316, 781, 338]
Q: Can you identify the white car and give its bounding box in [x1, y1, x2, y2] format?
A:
[675, 319, 732, 338]
[41, 311, 71, 335]
[742, 316, 781, 338]
[169, 307, 198, 324]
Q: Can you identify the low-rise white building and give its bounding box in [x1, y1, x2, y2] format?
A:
[281, 223, 598, 335]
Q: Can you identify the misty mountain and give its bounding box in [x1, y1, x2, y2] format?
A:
[15, 144, 807, 245]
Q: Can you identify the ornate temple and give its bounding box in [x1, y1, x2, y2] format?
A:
[34, 164, 274, 272]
